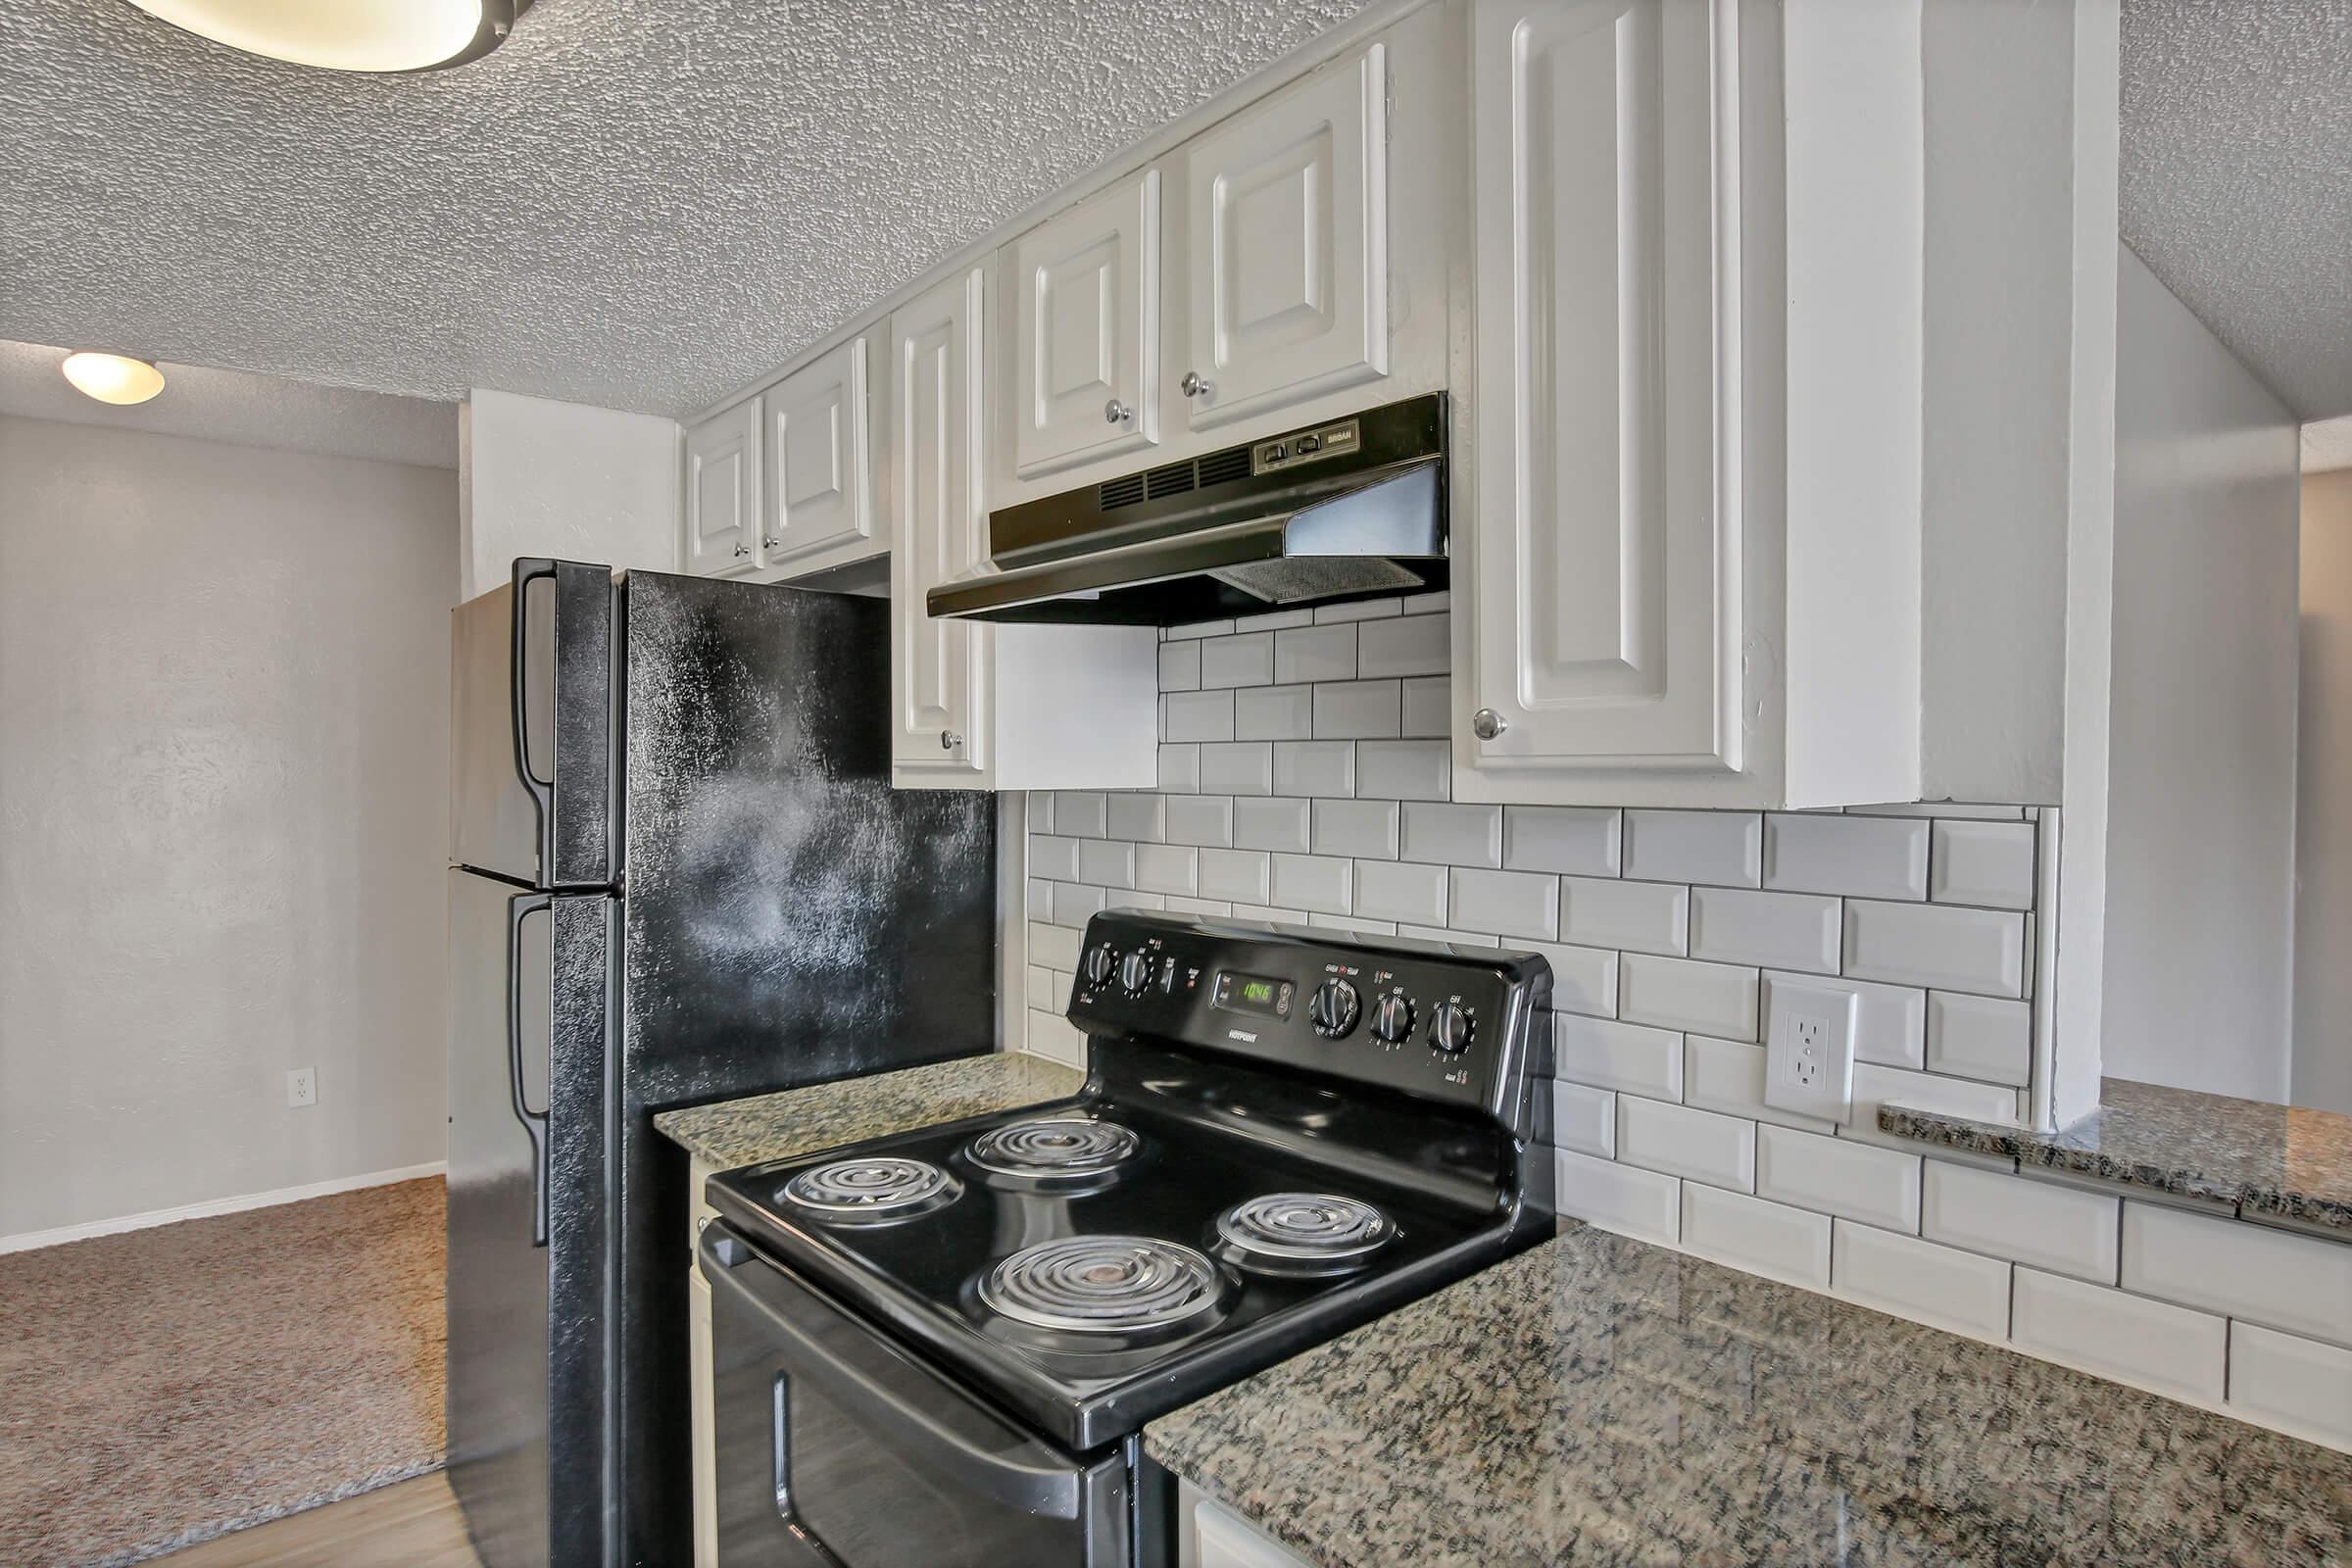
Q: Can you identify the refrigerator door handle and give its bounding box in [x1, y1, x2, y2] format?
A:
[507, 889, 555, 1248]
[510, 557, 559, 881]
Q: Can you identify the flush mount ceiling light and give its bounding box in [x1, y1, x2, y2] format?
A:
[61, 353, 168, 406]
[123, 0, 528, 74]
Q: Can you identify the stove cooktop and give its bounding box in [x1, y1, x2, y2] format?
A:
[705, 913, 1557, 1451]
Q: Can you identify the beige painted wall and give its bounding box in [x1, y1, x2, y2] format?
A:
[0, 415, 458, 1238]
[2300, 469, 2352, 1114]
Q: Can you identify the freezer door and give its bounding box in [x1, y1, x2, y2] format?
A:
[446, 869, 617, 1568]
[451, 559, 617, 888]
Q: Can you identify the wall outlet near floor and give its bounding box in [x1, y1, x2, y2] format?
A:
[1763, 980, 1858, 1121]
[286, 1067, 317, 1108]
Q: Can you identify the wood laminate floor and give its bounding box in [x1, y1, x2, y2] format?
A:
[154, 1473, 481, 1568]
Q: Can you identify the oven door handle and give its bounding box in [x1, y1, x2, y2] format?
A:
[701, 1225, 1086, 1520]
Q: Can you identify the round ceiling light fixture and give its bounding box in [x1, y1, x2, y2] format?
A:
[123, 0, 528, 74]
[61, 353, 168, 406]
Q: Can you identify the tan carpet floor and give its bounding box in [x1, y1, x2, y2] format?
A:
[0, 1177, 447, 1567]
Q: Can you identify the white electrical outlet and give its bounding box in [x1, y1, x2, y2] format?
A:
[287, 1067, 317, 1108]
[1763, 980, 1858, 1121]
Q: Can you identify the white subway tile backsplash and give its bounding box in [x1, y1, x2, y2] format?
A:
[1925, 992, 2032, 1086]
[1234, 684, 1314, 741]
[1623, 809, 1762, 888]
[1162, 795, 1234, 848]
[1763, 970, 1926, 1069]
[1132, 843, 1200, 898]
[1682, 1186, 1832, 1290]
[1555, 1015, 1684, 1101]
[1028, 922, 1081, 972]
[1165, 617, 1235, 640]
[1026, 1008, 1087, 1067]
[2120, 1201, 2352, 1349]
[1161, 689, 1236, 743]
[1403, 591, 1448, 614]
[1309, 912, 1393, 938]
[1354, 860, 1448, 926]
[1110, 892, 1167, 913]
[1199, 630, 1274, 689]
[1764, 812, 1929, 900]
[1555, 1149, 1681, 1246]
[1236, 607, 1315, 633]
[1618, 1098, 1757, 1191]
[1400, 803, 1502, 867]
[1848, 802, 2026, 820]
[1273, 623, 1357, 684]
[1929, 819, 2037, 908]
[1076, 839, 1135, 889]
[1620, 954, 1760, 1041]
[1356, 612, 1449, 677]
[1754, 1125, 1922, 1232]
[1531, 943, 1620, 1020]
[1197, 848, 1272, 905]
[1314, 597, 1403, 623]
[2228, 1323, 2352, 1452]
[1501, 807, 1623, 877]
[1270, 853, 1353, 915]
[1842, 899, 2025, 997]
[1053, 882, 1106, 926]
[2010, 1267, 2228, 1405]
[1831, 1220, 2012, 1341]
[1689, 887, 1841, 974]
[1313, 680, 1403, 739]
[1355, 740, 1449, 800]
[1682, 1034, 1837, 1135]
[1231, 796, 1310, 853]
[1447, 867, 1560, 941]
[1157, 744, 1200, 793]
[1199, 742, 1273, 796]
[1027, 877, 1054, 911]
[1106, 794, 1164, 844]
[1400, 676, 1448, 738]
[1272, 741, 1355, 798]
[1920, 1162, 2118, 1283]
[1031, 835, 1081, 883]
[1158, 640, 1201, 692]
[1844, 1064, 2020, 1152]
[1561, 875, 1689, 956]
[1551, 1081, 1617, 1158]
[1055, 793, 1108, 838]
[1311, 800, 1399, 859]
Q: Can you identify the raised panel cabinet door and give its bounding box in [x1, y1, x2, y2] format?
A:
[889, 267, 990, 776]
[760, 335, 876, 570]
[1467, 0, 1741, 772]
[1013, 169, 1160, 478]
[680, 399, 760, 576]
[1180, 42, 1390, 433]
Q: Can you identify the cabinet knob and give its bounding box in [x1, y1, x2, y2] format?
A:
[760, 535, 782, 550]
[1103, 399, 1131, 425]
[732, 542, 751, 559]
[1180, 371, 1213, 399]
[1472, 708, 1507, 741]
[941, 730, 962, 752]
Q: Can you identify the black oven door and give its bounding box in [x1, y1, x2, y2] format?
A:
[701, 1223, 1131, 1567]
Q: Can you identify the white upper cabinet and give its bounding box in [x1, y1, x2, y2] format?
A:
[1462, 0, 1743, 792]
[1178, 42, 1391, 434]
[680, 399, 760, 576]
[1011, 171, 1161, 479]
[890, 267, 991, 779]
[759, 331, 881, 574]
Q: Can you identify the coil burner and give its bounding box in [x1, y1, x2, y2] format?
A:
[779, 1156, 960, 1223]
[1212, 1193, 1393, 1273]
[963, 1117, 1141, 1182]
[975, 1237, 1224, 1336]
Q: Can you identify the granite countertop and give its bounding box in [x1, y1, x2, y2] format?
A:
[1148, 1225, 2352, 1567]
[652, 1053, 1087, 1168]
[1880, 1076, 2352, 1234]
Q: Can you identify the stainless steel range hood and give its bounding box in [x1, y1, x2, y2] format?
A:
[927, 393, 1447, 625]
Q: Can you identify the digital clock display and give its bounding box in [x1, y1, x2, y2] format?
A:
[1210, 969, 1293, 1019]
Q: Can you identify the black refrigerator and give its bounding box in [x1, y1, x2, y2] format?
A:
[445, 559, 997, 1568]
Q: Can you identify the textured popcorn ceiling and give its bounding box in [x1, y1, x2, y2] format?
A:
[0, 0, 1360, 417]
[0, 339, 458, 468]
[2120, 0, 2352, 419]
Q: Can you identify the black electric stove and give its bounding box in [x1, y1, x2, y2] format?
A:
[699, 911, 1554, 1567]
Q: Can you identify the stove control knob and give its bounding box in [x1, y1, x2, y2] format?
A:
[1082, 943, 1117, 989]
[1429, 1002, 1474, 1055]
[1371, 993, 1415, 1045]
[1307, 979, 1361, 1039]
[1119, 950, 1153, 994]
